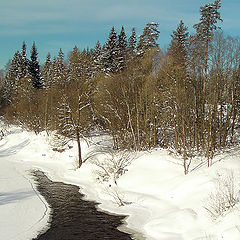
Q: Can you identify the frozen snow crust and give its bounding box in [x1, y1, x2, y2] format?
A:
[0, 124, 240, 240]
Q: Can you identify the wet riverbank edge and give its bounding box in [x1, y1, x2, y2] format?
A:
[31, 170, 145, 240]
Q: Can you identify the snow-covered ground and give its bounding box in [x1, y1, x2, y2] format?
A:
[0, 124, 240, 240]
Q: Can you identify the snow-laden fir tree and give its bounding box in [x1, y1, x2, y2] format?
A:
[137, 22, 160, 55]
[81, 48, 95, 79]
[101, 27, 118, 74]
[128, 28, 137, 56]
[49, 49, 68, 86]
[42, 53, 52, 88]
[118, 26, 127, 53]
[4, 42, 30, 94]
[3, 51, 25, 101]
[56, 48, 66, 82]
[68, 46, 94, 83]
[168, 20, 189, 67]
[29, 42, 43, 89]
[68, 46, 80, 83]
[116, 26, 128, 71]
[92, 41, 103, 74]
[6, 51, 22, 81]
[68, 46, 86, 82]
[58, 48, 64, 67]
[19, 41, 29, 78]
[3, 52, 19, 100]
[56, 48, 67, 82]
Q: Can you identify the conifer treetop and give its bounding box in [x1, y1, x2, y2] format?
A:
[194, 0, 222, 40]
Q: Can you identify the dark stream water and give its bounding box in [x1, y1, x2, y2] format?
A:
[32, 171, 133, 240]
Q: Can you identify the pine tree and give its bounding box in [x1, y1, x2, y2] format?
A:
[137, 22, 160, 55]
[193, 0, 222, 166]
[128, 28, 137, 55]
[29, 42, 43, 89]
[193, 0, 222, 93]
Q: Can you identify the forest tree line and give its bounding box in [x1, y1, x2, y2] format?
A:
[1, 0, 240, 172]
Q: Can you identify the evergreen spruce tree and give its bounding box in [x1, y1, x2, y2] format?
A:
[116, 26, 128, 71]
[57, 48, 66, 74]
[58, 48, 64, 64]
[20, 41, 29, 78]
[3, 51, 22, 101]
[21, 41, 27, 59]
[92, 41, 103, 74]
[81, 48, 95, 79]
[68, 46, 83, 83]
[101, 26, 118, 74]
[118, 26, 127, 53]
[42, 53, 52, 88]
[137, 22, 160, 55]
[29, 42, 43, 89]
[5, 52, 19, 80]
[49, 48, 68, 86]
[49, 57, 57, 85]
[168, 20, 189, 66]
[10, 51, 22, 80]
[128, 28, 137, 55]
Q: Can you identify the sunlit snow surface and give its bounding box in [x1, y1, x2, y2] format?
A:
[0, 128, 50, 240]
[0, 124, 240, 240]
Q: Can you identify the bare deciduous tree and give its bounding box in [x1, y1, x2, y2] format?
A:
[204, 171, 239, 219]
[58, 81, 92, 168]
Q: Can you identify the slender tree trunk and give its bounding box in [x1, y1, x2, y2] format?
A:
[44, 91, 49, 135]
[182, 119, 188, 175]
[76, 130, 82, 168]
[219, 104, 223, 146]
[203, 39, 209, 94]
[231, 109, 236, 143]
[231, 79, 237, 143]
[201, 38, 210, 152]
[136, 100, 140, 149]
[153, 116, 157, 147]
[222, 105, 231, 147]
[125, 99, 137, 151]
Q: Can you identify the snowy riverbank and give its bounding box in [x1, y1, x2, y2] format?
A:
[0, 124, 240, 240]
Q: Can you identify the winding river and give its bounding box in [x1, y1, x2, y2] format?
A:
[32, 171, 133, 240]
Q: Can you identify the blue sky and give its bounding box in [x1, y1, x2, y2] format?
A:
[0, 0, 239, 69]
